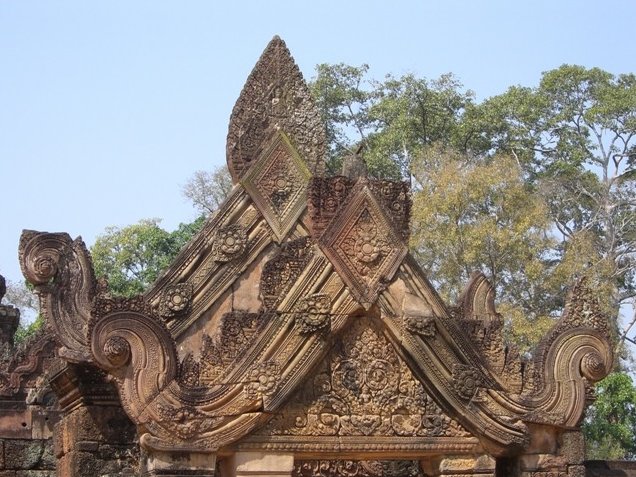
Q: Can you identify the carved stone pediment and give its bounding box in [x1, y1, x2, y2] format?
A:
[244, 315, 473, 453]
[17, 35, 613, 475]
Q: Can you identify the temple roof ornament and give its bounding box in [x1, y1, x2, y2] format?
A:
[18, 36, 612, 468]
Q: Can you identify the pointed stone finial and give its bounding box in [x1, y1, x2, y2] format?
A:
[226, 36, 326, 182]
[341, 143, 368, 179]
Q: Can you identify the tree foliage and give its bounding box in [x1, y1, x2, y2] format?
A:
[477, 66, 636, 329]
[91, 217, 205, 297]
[310, 63, 636, 352]
[583, 372, 636, 459]
[410, 147, 556, 352]
[182, 165, 233, 216]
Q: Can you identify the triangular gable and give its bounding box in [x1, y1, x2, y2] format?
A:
[18, 36, 613, 471]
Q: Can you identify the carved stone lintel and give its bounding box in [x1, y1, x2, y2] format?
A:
[293, 460, 425, 477]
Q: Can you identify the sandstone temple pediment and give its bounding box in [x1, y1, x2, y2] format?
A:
[15, 37, 612, 476]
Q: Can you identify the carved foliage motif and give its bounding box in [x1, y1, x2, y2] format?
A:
[156, 404, 222, 440]
[241, 131, 311, 242]
[366, 181, 410, 242]
[198, 312, 266, 385]
[259, 316, 470, 438]
[404, 315, 436, 338]
[260, 237, 314, 310]
[226, 36, 326, 181]
[307, 176, 356, 237]
[293, 460, 425, 477]
[319, 187, 407, 307]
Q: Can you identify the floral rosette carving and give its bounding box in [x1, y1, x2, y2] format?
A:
[452, 364, 484, 400]
[261, 166, 295, 213]
[103, 336, 131, 367]
[296, 294, 331, 334]
[340, 210, 392, 277]
[212, 224, 247, 262]
[158, 283, 193, 319]
[245, 361, 280, 400]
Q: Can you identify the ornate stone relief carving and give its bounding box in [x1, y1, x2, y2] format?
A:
[260, 237, 315, 311]
[198, 312, 266, 385]
[157, 282, 193, 319]
[227, 35, 326, 181]
[16, 36, 616, 471]
[455, 272, 523, 392]
[293, 460, 425, 477]
[0, 330, 58, 397]
[452, 364, 485, 400]
[294, 294, 331, 334]
[317, 183, 408, 308]
[211, 224, 247, 262]
[258, 316, 470, 438]
[19, 231, 96, 361]
[241, 130, 311, 242]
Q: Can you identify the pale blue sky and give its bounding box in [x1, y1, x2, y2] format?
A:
[1, 0, 635, 285]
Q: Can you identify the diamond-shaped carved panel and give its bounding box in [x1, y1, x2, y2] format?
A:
[241, 131, 311, 242]
[319, 185, 407, 308]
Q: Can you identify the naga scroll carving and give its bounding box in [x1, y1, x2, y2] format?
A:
[19, 230, 97, 361]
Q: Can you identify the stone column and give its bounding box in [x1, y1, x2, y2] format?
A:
[49, 361, 138, 476]
[142, 450, 217, 476]
[220, 452, 294, 477]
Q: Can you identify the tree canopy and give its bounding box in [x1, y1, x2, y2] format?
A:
[311, 63, 636, 349]
[91, 217, 204, 297]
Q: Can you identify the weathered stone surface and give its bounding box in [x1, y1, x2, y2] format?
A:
[558, 431, 585, 465]
[6, 36, 617, 477]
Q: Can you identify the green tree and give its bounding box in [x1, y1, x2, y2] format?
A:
[583, 372, 636, 459]
[476, 66, 636, 341]
[91, 217, 204, 297]
[311, 62, 636, 350]
[309, 65, 476, 179]
[410, 146, 556, 352]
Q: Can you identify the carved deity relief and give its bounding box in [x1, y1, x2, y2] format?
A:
[258, 316, 470, 438]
